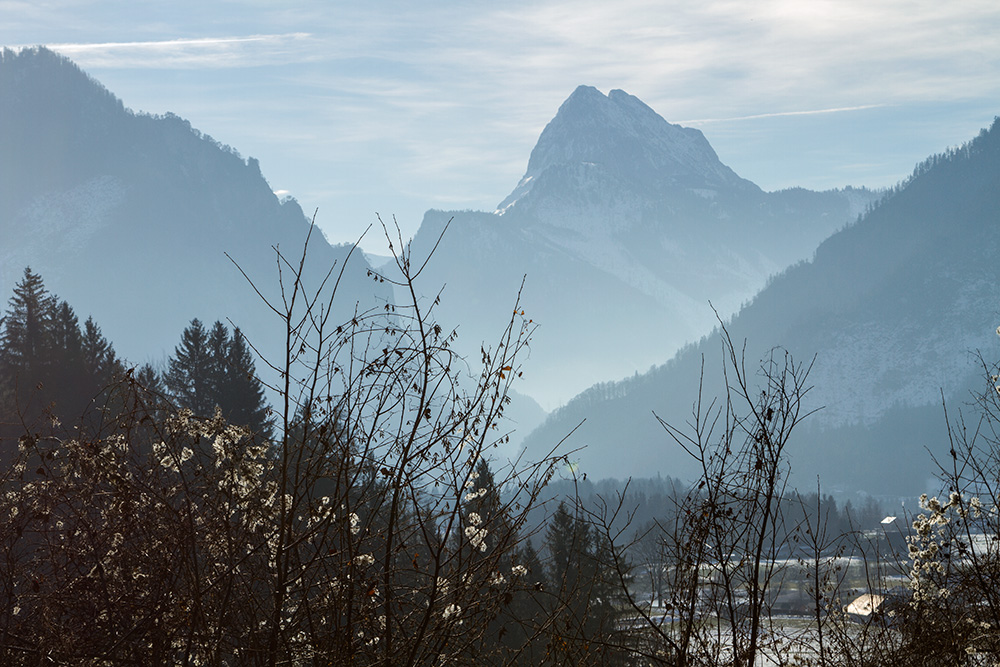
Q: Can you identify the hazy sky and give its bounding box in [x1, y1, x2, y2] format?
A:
[4, 1, 999, 252]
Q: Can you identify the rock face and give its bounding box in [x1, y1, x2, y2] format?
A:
[524, 120, 1000, 496]
[497, 85, 755, 214]
[0, 47, 386, 372]
[407, 86, 871, 408]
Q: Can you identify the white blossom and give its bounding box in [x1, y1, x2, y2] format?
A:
[464, 488, 487, 501]
[465, 525, 488, 552]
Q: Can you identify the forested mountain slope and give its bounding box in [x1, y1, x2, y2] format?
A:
[524, 118, 1000, 495]
[0, 47, 386, 372]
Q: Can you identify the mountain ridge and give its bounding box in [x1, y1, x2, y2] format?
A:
[498, 85, 755, 214]
[521, 118, 1000, 494]
[0, 47, 385, 373]
[407, 86, 874, 407]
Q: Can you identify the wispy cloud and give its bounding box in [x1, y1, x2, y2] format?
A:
[44, 33, 316, 68]
[416, 0, 1000, 122]
[4, 0, 999, 248]
[680, 104, 889, 125]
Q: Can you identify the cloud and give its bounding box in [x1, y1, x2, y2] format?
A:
[44, 33, 317, 68]
[411, 0, 1000, 120]
[680, 104, 889, 125]
[6, 0, 998, 249]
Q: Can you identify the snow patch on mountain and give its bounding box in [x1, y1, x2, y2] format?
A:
[1, 175, 126, 295]
[18, 175, 124, 244]
[808, 279, 999, 426]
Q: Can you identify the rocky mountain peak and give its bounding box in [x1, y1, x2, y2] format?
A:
[498, 85, 756, 212]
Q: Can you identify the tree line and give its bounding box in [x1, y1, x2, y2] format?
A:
[2, 233, 1000, 666]
[0, 267, 270, 438]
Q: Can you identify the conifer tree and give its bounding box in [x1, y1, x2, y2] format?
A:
[545, 502, 585, 590]
[81, 317, 121, 383]
[450, 459, 536, 664]
[0, 268, 59, 424]
[0, 269, 123, 425]
[50, 301, 87, 416]
[165, 318, 213, 416]
[462, 460, 511, 556]
[224, 326, 270, 436]
[518, 540, 544, 590]
[130, 363, 170, 438]
[0, 267, 57, 385]
[165, 319, 270, 433]
[508, 540, 548, 665]
[206, 320, 230, 400]
[460, 513, 551, 665]
[136, 363, 166, 399]
[543, 501, 625, 664]
[52, 301, 83, 366]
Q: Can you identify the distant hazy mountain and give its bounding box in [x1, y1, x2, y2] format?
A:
[524, 118, 1000, 496]
[406, 86, 873, 408]
[0, 47, 385, 376]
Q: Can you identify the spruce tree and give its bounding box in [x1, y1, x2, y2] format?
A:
[454, 459, 551, 664]
[508, 540, 547, 665]
[81, 316, 121, 384]
[50, 301, 86, 416]
[132, 363, 170, 430]
[165, 319, 270, 433]
[52, 301, 83, 366]
[0, 267, 57, 385]
[206, 320, 230, 401]
[224, 327, 270, 436]
[543, 501, 625, 664]
[545, 502, 586, 590]
[165, 318, 213, 416]
[136, 363, 166, 399]
[463, 460, 510, 555]
[0, 269, 122, 424]
[0, 268, 59, 424]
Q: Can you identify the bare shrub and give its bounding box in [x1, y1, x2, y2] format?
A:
[0, 222, 565, 666]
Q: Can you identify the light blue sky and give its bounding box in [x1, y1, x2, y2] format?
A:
[4, 1, 999, 252]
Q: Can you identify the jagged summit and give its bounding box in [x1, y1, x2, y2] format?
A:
[498, 85, 756, 212]
[410, 86, 869, 407]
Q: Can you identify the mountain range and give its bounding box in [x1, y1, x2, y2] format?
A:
[404, 86, 873, 408]
[523, 120, 1000, 496]
[5, 47, 984, 498]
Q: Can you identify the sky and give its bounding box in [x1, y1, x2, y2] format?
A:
[3, 0, 1000, 253]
